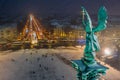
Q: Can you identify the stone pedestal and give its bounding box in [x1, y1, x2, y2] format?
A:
[71, 59, 108, 80]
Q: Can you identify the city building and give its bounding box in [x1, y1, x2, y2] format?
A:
[0, 23, 17, 42]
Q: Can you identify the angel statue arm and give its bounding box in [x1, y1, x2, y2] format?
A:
[92, 6, 108, 32]
[81, 7, 92, 33]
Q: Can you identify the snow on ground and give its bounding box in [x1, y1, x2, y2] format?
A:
[97, 60, 120, 80]
[53, 46, 84, 60]
[102, 64, 120, 80]
[0, 47, 120, 80]
[0, 49, 76, 80]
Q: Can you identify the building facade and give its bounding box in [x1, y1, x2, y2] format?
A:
[0, 23, 17, 42]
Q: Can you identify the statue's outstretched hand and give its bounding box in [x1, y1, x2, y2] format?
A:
[81, 7, 92, 32]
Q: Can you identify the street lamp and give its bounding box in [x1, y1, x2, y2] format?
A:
[104, 48, 111, 56]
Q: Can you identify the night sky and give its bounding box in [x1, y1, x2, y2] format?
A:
[0, 0, 120, 17]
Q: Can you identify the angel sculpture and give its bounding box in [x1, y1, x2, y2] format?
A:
[81, 6, 108, 64]
[71, 6, 108, 80]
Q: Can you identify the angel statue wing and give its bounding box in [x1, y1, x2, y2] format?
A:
[92, 6, 108, 32]
[81, 7, 93, 33]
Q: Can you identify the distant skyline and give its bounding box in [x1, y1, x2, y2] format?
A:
[0, 0, 120, 17]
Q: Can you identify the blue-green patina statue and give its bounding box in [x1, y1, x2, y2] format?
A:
[71, 6, 108, 80]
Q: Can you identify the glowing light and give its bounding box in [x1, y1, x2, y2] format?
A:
[18, 14, 43, 43]
[31, 40, 38, 44]
[104, 48, 111, 56]
[30, 15, 33, 21]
